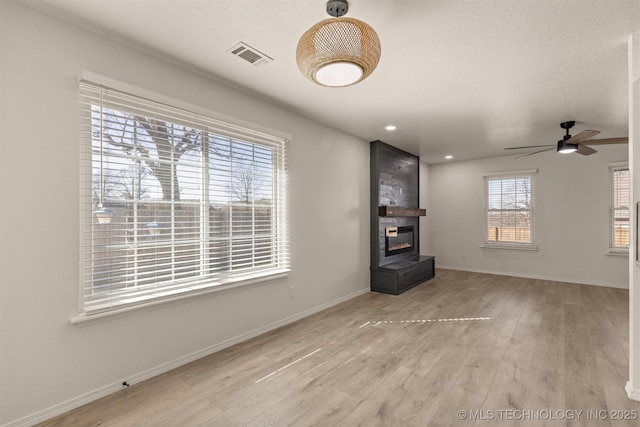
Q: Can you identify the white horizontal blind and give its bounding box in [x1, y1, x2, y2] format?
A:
[79, 81, 289, 314]
[484, 172, 536, 248]
[609, 164, 630, 250]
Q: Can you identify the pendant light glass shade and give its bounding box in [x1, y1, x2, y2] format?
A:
[296, 17, 381, 87]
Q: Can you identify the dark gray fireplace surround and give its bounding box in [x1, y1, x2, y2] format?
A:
[370, 140, 435, 295]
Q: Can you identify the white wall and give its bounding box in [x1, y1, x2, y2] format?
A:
[0, 2, 370, 425]
[426, 147, 629, 288]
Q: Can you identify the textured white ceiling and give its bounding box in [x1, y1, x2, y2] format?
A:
[21, 0, 640, 163]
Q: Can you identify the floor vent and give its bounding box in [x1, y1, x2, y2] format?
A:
[228, 42, 273, 67]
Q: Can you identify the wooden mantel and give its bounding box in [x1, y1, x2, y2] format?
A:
[378, 206, 426, 217]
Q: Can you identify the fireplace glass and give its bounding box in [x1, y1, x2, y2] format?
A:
[385, 226, 415, 256]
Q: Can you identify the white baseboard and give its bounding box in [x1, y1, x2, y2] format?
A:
[435, 264, 628, 289]
[627, 381, 640, 401]
[3, 287, 369, 427]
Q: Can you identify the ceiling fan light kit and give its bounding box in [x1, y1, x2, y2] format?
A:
[557, 141, 578, 154]
[296, 0, 381, 87]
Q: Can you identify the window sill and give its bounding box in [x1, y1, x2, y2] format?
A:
[607, 250, 629, 258]
[481, 243, 539, 252]
[70, 269, 290, 327]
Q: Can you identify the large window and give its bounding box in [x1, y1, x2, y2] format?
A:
[609, 163, 630, 253]
[484, 171, 536, 249]
[79, 81, 289, 316]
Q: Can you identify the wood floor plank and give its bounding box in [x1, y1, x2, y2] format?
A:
[242, 383, 354, 427]
[37, 269, 640, 427]
[395, 347, 474, 425]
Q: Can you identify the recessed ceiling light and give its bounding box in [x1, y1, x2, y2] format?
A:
[445, 155, 453, 160]
[385, 125, 397, 131]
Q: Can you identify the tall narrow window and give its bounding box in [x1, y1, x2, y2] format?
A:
[609, 163, 629, 253]
[79, 81, 289, 316]
[484, 171, 537, 249]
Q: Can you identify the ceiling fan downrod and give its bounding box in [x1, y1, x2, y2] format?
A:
[560, 120, 575, 138]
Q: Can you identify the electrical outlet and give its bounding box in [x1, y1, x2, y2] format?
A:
[289, 285, 295, 298]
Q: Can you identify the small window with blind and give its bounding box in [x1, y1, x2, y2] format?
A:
[483, 171, 537, 250]
[78, 79, 289, 318]
[609, 163, 629, 254]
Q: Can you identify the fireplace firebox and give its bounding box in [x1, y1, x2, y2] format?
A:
[385, 226, 415, 257]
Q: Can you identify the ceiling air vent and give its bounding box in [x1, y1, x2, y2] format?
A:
[228, 42, 273, 67]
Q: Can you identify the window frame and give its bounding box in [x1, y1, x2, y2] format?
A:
[609, 162, 630, 256]
[482, 169, 538, 251]
[74, 74, 290, 323]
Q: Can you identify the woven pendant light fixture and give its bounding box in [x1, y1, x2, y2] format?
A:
[296, 0, 381, 87]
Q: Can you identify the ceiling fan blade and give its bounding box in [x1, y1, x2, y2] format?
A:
[566, 129, 600, 144]
[576, 144, 597, 155]
[514, 147, 555, 159]
[581, 137, 628, 146]
[505, 144, 554, 150]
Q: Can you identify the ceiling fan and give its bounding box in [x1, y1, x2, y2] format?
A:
[505, 121, 628, 159]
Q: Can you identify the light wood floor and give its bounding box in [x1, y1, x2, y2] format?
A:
[39, 269, 640, 426]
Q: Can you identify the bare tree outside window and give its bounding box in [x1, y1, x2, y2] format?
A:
[93, 165, 153, 202]
[229, 161, 263, 204]
[94, 109, 203, 201]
